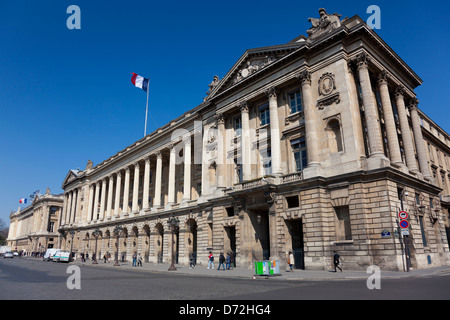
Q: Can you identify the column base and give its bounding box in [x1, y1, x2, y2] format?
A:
[366, 153, 390, 170]
[302, 163, 322, 179]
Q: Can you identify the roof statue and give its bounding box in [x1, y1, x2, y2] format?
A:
[307, 8, 346, 40]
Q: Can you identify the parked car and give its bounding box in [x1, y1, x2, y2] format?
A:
[52, 250, 61, 262]
[3, 252, 14, 258]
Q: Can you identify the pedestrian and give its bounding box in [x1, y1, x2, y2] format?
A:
[189, 252, 196, 269]
[288, 251, 295, 271]
[137, 253, 143, 266]
[333, 251, 342, 272]
[226, 252, 231, 270]
[208, 251, 214, 269]
[103, 254, 107, 263]
[217, 253, 226, 270]
[132, 252, 137, 267]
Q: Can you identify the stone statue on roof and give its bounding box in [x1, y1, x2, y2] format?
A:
[307, 8, 345, 40]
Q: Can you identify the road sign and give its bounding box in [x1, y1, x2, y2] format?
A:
[401, 230, 410, 236]
[398, 211, 408, 220]
[399, 220, 409, 229]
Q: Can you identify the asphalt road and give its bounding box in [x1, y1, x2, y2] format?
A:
[1, 257, 449, 302]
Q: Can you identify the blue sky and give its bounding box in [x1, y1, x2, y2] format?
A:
[1, 0, 449, 226]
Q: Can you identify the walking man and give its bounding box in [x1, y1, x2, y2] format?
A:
[333, 251, 342, 272]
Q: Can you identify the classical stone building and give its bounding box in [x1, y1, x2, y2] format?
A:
[7, 189, 64, 254]
[58, 9, 450, 271]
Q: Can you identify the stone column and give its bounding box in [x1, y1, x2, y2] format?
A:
[106, 175, 114, 220]
[240, 101, 251, 181]
[298, 70, 320, 167]
[265, 87, 282, 174]
[123, 167, 130, 216]
[377, 71, 403, 166]
[93, 181, 100, 221]
[143, 157, 151, 210]
[154, 152, 163, 207]
[61, 194, 68, 226]
[114, 171, 122, 217]
[132, 162, 140, 214]
[216, 114, 226, 188]
[355, 53, 384, 158]
[395, 86, 419, 174]
[99, 178, 106, 220]
[168, 146, 176, 205]
[87, 184, 94, 222]
[408, 98, 432, 181]
[67, 191, 73, 224]
[183, 139, 192, 201]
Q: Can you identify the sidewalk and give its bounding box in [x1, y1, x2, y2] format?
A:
[72, 258, 450, 281]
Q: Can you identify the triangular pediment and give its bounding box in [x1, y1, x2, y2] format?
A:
[62, 169, 80, 187]
[205, 40, 306, 100]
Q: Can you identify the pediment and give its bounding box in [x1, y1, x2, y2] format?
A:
[205, 41, 305, 100]
[62, 169, 79, 187]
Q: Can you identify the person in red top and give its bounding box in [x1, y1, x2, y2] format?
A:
[207, 251, 214, 269]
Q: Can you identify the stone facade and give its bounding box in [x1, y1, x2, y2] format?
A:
[7, 190, 64, 254]
[17, 9, 450, 271]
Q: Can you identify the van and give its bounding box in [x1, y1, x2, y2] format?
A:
[52, 250, 61, 262]
[59, 250, 71, 262]
[43, 249, 59, 262]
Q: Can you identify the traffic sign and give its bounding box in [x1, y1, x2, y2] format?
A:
[398, 211, 408, 220]
[399, 220, 409, 229]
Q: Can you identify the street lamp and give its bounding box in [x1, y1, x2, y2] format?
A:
[113, 225, 123, 266]
[69, 230, 75, 262]
[168, 216, 180, 271]
[92, 228, 101, 264]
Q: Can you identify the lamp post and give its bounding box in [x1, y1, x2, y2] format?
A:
[92, 228, 101, 264]
[69, 230, 75, 262]
[168, 216, 179, 271]
[399, 189, 410, 272]
[113, 225, 123, 266]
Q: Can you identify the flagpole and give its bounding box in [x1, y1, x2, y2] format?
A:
[144, 82, 149, 137]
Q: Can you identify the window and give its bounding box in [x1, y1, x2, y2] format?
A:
[291, 137, 308, 172]
[225, 207, 234, 217]
[261, 148, 271, 175]
[334, 206, 352, 241]
[419, 215, 427, 247]
[289, 90, 302, 114]
[234, 116, 242, 136]
[286, 195, 299, 208]
[259, 103, 270, 126]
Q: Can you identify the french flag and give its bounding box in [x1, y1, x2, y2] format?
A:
[131, 73, 149, 92]
[19, 198, 27, 204]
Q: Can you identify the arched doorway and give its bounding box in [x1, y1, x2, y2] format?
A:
[155, 223, 164, 263]
[186, 218, 197, 265]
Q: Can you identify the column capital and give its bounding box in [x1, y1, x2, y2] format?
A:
[394, 85, 405, 99]
[354, 52, 370, 70]
[239, 101, 249, 113]
[156, 151, 162, 159]
[215, 112, 225, 125]
[125, 166, 130, 174]
[145, 156, 151, 164]
[407, 97, 419, 110]
[116, 170, 122, 178]
[133, 161, 140, 169]
[264, 86, 278, 99]
[377, 70, 388, 86]
[297, 70, 311, 86]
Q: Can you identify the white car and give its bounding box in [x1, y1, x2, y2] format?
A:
[3, 252, 13, 258]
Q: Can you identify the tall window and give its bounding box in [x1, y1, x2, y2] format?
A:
[259, 103, 270, 126]
[261, 148, 272, 175]
[234, 116, 242, 136]
[291, 137, 307, 172]
[289, 90, 302, 114]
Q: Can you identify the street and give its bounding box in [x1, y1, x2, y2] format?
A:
[1, 258, 449, 302]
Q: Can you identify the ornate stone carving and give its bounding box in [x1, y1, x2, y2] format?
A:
[318, 72, 336, 96]
[394, 85, 405, 98]
[377, 70, 388, 86]
[232, 56, 278, 85]
[264, 86, 278, 99]
[297, 70, 311, 85]
[307, 8, 345, 40]
[239, 101, 249, 113]
[408, 97, 419, 110]
[317, 72, 340, 109]
[354, 52, 371, 69]
[206, 75, 220, 96]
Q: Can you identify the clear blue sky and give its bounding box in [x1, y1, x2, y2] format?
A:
[1, 0, 449, 227]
